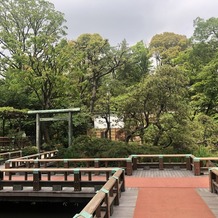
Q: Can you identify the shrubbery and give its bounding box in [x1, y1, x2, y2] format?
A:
[21, 146, 38, 156]
[58, 135, 195, 159]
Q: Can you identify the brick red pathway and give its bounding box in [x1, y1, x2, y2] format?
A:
[125, 177, 215, 218]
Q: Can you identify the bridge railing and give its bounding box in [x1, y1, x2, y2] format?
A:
[131, 154, 194, 171]
[0, 150, 22, 162]
[74, 168, 125, 218]
[5, 157, 133, 175]
[209, 167, 218, 193]
[0, 167, 125, 193]
[4, 152, 218, 176]
[0, 149, 58, 165]
[15, 149, 58, 160]
[193, 157, 218, 176]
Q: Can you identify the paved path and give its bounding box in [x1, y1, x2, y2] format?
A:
[113, 169, 218, 218]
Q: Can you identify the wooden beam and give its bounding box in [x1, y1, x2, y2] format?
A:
[40, 117, 68, 122]
[28, 108, 80, 114]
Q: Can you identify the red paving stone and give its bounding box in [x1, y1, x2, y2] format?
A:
[133, 188, 215, 218]
[125, 176, 215, 218]
[125, 177, 209, 188]
[3, 172, 216, 217]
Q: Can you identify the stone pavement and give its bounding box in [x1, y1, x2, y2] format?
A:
[113, 169, 218, 218]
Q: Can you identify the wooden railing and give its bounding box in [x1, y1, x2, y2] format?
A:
[131, 154, 193, 171]
[5, 157, 133, 175]
[15, 149, 58, 160]
[209, 167, 218, 193]
[74, 168, 125, 218]
[0, 167, 125, 192]
[193, 157, 218, 176]
[0, 149, 58, 165]
[0, 150, 22, 162]
[4, 152, 218, 176]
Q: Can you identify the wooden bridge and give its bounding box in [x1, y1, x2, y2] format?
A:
[1, 151, 218, 217]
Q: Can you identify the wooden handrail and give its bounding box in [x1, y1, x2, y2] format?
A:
[0, 150, 22, 161]
[74, 168, 124, 218]
[131, 154, 193, 171]
[209, 167, 218, 193]
[0, 167, 125, 193]
[5, 156, 133, 176]
[4, 152, 218, 176]
[14, 149, 58, 160]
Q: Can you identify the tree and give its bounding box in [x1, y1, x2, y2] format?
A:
[0, 0, 69, 110]
[190, 17, 218, 116]
[70, 34, 129, 114]
[92, 41, 151, 139]
[149, 32, 189, 66]
[117, 65, 190, 146]
[0, 0, 73, 143]
[115, 40, 151, 87]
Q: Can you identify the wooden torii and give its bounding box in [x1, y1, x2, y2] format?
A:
[28, 108, 80, 152]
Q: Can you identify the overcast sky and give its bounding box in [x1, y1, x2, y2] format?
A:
[48, 0, 218, 46]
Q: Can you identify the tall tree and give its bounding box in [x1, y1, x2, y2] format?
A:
[149, 32, 189, 66]
[0, 0, 72, 143]
[70, 34, 129, 114]
[115, 40, 151, 87]
[117, 65, 189, 146]
[190, 17, 218, 116]
[0, 0, 69, 110]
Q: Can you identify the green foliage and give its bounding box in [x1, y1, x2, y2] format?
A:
[192, 145, 217, 157]
[0, 107, 27, 116]
[149, 32, 189, 66]
[59, 136, 194, 159]
[22, 146, 38, 156]
[1, 5, 218, 154]
[41, 143, 56, 151]
[0, 0, 69, 110]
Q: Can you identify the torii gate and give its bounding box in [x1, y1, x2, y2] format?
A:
[28, 108, 80, 152]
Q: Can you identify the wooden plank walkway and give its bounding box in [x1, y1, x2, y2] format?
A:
[197, 188, 218, 217]
[112, 169, 218, 218]
[0, 162, 217, 217]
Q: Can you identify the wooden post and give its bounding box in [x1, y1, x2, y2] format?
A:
[194, 158, 201, 176]
[100, 188, 110, 218]
[132, 155, 138, 170]
[126, 158, 132, 176]
[33, 170, 41, 191]
[0, 171, 3, 190]
[68, 112, 72, 147]
[74, 169, 81, 191]
[34, 159, 39, 168]
[5, 160, 10, 169]
[120, 169, 125, 192]
[209, 169, 214, 192]
[36, 113, 40, 153]
[64, 159, 69, 168]
[186, 154, 191, 170]
[94, 159, 99, 175]
[159, 155, 164, 170]
[112, 175, 120, 205]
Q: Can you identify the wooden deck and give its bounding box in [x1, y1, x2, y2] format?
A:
[0, 162, 217, 217]
[112, 169, 218, 218]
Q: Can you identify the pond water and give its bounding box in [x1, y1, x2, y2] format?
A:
[0, 202, 86, 218]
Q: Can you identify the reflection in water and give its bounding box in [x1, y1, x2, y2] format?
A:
[0, 202, 86, 218]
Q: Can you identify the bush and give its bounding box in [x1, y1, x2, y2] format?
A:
[21, 146, 38, 156]
[192, 145, 217, 157]
[41, 143, 56, 151]
[58, 135, 196, 159]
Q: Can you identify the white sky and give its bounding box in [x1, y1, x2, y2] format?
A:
[48, 0, 218, 46]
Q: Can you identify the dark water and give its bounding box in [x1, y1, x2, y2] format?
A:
[0, 202, 86, 218]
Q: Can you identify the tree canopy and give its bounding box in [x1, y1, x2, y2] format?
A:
[0, 0, 218, 152]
